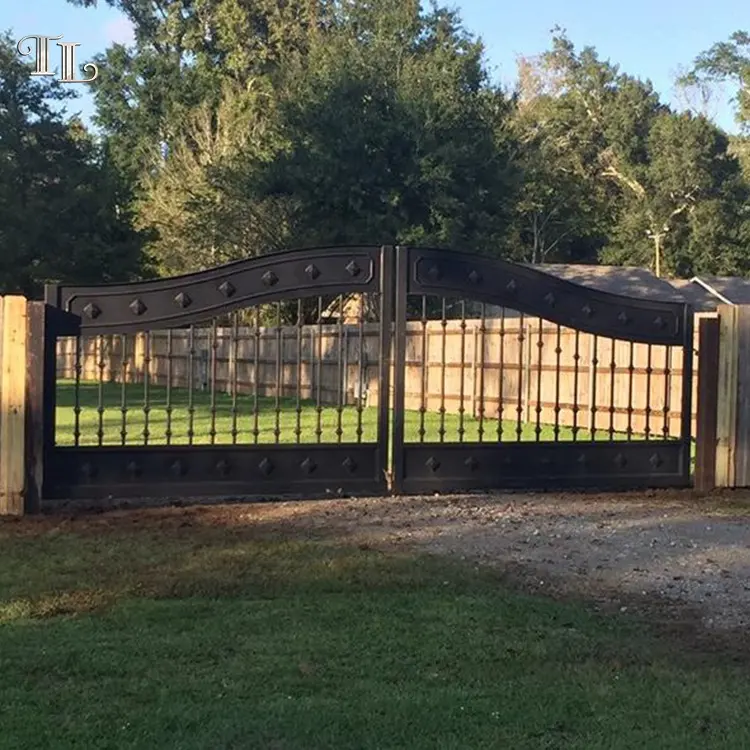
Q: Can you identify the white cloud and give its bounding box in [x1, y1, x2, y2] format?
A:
[103, 15, 134, 46]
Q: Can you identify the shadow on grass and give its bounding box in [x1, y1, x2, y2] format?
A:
[2, 507, 750, 748]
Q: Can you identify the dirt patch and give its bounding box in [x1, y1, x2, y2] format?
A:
[8, 488, 750, 650]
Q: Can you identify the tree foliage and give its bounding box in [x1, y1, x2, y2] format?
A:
[0, 31, 146, 296]
[683, 31, 750, 131]
[525, 32, 750, 276]
[18, 7, 750, 283]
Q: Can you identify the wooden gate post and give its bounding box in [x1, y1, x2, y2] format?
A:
[714, 304, 750, 488]
[716, 305, 738, 487]
[0, 296, 28, 515]
[695, 315, 720, 491]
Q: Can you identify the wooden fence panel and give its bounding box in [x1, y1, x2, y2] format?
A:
[56, 313, 707, 440]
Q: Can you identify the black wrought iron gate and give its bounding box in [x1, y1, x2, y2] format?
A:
[389, 247, 693, 494]
[42, 245, 694, 501]
[44, 246, 393, 500]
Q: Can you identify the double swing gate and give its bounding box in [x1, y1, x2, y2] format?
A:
[41, 245, 694, 502]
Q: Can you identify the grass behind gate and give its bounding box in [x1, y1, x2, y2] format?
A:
[1, 510, 748, 749]
[56, 381, 652, 446]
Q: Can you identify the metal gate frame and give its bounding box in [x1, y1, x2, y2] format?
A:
[389, 246, 694, 494]
[41, 244, 694, 502]
[43, 246, 394, 500]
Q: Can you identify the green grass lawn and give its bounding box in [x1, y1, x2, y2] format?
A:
[0, 511, 747, 749]
[57, 381, 648, 446]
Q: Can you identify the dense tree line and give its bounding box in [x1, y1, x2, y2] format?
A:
[2, 2, 750, 295]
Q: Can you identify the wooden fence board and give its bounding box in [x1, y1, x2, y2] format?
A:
[0, 296, 28, 515]
[716, 305, 739, 487]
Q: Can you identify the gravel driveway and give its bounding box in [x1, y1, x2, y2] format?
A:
[222, 489, 750, 633]
[48, 488, 750, 637]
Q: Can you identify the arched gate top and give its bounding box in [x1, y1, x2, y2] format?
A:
[45, 245, 384, 334]
[403, 247, 692, 347]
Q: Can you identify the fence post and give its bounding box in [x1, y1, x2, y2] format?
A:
[695, 315, 720, 491]
[712, 304, 750, 488]
[716, 305, 738, 487]
[24, 301, 50, 514]
[0, 296, 28, 515]
[733, 307, 750, 487]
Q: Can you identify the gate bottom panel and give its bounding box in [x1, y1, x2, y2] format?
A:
[399, 441, 690, 494]
[45, 444, 386, 500]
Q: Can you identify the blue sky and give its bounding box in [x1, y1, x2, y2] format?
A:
[4, 0, 745, 132]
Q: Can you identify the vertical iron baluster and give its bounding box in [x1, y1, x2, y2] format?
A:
[275, 303, 283, 444]
[516, 313, 525, 441]
[187, 325, 196, 445]
[645, 344, 653, 440]
[356, 294, 366, 443]
[336, 295, 345, 443]
[458, 300, 467, 442]
[165, 330, 174, 446]
[253, 308, 261, 444]
[296, 300, 303, 444]
[535, 318, 543, 441]
[419, 296, 428, 443]
[142, 332, 151, 446]
[120, 334, 128, 446]
[316, 297, 323, 443]
[73, 334, 82, 447]
[231, 312, 240, 444]
[590, 335, 598, 441]
[553, 325, 562, 441]
[497, 309, 506, 441]
[477, 304, 486, 443]
[439, 298, 447, 443]
[627, 341, 635, 441]
[662, 346, 671, 439]
[608, 338, 617, 440]
[572, 330, 581, 441]
[209, 319, 218, 445]
[97, 336, 105, 446]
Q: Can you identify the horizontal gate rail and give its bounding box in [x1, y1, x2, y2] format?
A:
[47, 444, 383, 500]
[45, 246, 383, 334]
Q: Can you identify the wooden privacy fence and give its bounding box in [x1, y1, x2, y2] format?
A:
[57, 313, 712, 439]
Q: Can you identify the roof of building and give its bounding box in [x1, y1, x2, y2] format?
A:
[666, 279, 719, 312]
[328, 262, 750, 315]
[529, 264, 686, 302]
[689, 277, 750, 305]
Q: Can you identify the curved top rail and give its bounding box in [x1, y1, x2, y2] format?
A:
[46, 245, 384, 333]
[404, 247, 691, 346]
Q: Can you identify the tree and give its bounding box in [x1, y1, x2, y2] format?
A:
[0, 31, 146, 296]
[682, 31, 750, 131]
[75, 0, 520, 273]
[509, 54, 613, 264]
[66, 0, 333, 271]
[66, 0, 323, 185]
[539, 32, 749, 277]
[252, 2, 520, 255]
[134, 79, 293, 275]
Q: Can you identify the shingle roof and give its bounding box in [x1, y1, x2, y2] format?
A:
[666, 279, 718, 312]
[529, 264, 686, 302]
[691, 277, 750, 305]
